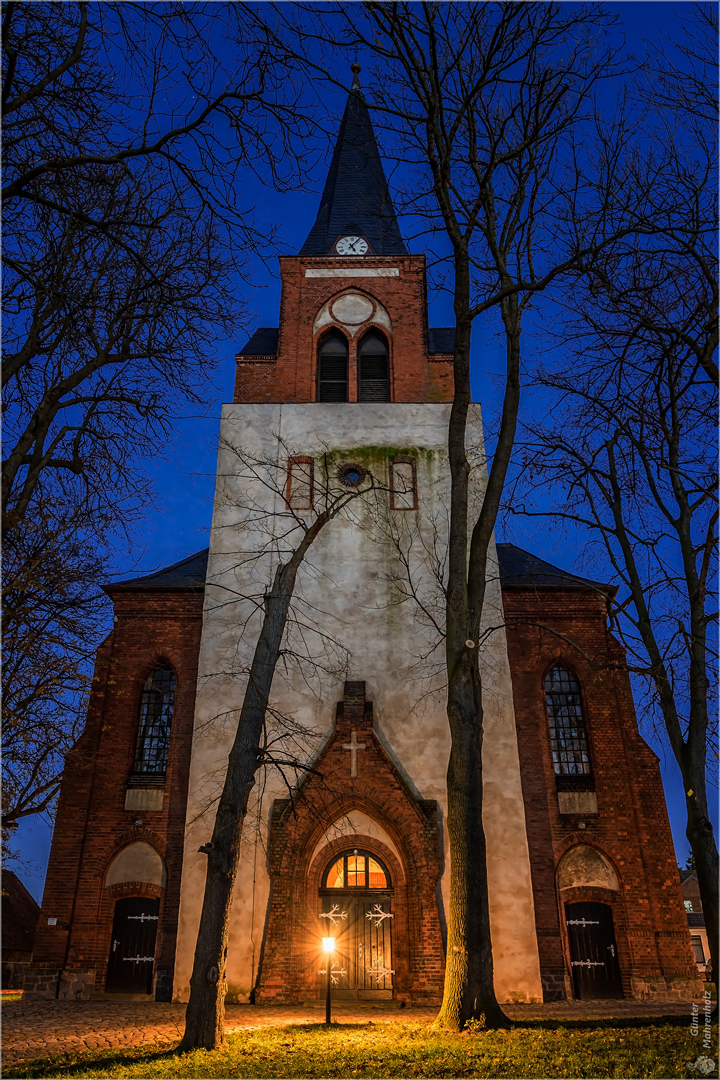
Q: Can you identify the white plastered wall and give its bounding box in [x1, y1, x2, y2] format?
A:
[173, 403, 542, 1003]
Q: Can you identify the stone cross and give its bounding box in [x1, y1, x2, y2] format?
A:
[342, 729, 366, 778]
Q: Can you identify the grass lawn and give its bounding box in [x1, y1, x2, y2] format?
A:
[9, 1018, 718, 1080]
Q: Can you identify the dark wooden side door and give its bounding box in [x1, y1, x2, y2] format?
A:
[566, 901, 623, 999]
[105, 897, 159, 994]
[320, 895, 393, 999]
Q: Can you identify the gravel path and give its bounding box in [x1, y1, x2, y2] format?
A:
[1, 997, 694, 1071]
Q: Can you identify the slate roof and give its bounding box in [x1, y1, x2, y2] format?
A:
[236, 327, 279, 358]
[496, 543, 610, 592]
[688, 911, 706, 929]
[109, 544, 607, 596]
[679, 868, 698, 883]
[2, 870, 40, 955]
[300, 81, 407, 257]
[106, 549, 209, 593]
[427, 328, 455, 355]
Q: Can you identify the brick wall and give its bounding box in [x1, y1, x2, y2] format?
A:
[502, 583, 702, 1001]
[26, 587, 204, 1000]
[256, 682, 447, 1005]
[234, 256, 454, 404]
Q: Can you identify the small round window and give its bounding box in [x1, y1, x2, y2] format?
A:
[322, 850, 390, 889]
[338, 463, 367, 487]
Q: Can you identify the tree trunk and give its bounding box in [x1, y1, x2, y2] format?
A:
[435, 251, 509, 1030]
[683, 764, 719, 998]
[179, 554, 304, 1051]
[436, 657, 508, 1029]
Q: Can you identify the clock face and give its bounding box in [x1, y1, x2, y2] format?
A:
[335, 235, 368, 256]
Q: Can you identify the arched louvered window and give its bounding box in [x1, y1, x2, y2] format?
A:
[132, 666, 176, 778]
[358, 331, 390, 402]
[544, 665, 591, 775]
[317, 332, 348, 402]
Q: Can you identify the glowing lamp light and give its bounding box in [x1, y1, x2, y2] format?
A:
[322, 937, 335, 953]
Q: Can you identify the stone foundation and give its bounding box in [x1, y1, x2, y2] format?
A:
[23, 966, 97, 1000]
[58, 969, 96, 1000]
[22, 966, 61, 999]
[631, 975, 705, 1001]
[2, 959, 31, 991]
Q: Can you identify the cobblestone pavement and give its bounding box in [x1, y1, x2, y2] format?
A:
[1, 997, 694, 1071]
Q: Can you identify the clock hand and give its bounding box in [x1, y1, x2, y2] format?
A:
[347, 238, 359, 252]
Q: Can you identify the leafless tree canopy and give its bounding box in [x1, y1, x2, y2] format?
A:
[509, 1, 718, 996]
[1, 1, 314, 837]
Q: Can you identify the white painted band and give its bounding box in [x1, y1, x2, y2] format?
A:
[305, 268, 400, 278]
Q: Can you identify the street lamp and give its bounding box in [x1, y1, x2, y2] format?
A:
[322, 937, 335, 1025]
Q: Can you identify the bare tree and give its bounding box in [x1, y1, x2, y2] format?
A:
[511, 3, 718, 996]
[297, 1, 620, 1029]
[180, 441, 383, 1050]
[1, 1, 314, 832]
[2, 1, 313, 525]
[1, 499, 111, 843]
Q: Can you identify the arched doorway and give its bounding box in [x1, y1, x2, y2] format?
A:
[319, 849, 393, 999]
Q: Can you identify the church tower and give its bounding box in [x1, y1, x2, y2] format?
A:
[172, 68, 543, 1006]
[26, 70, 701, 1009]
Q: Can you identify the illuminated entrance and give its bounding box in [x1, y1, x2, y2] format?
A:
[319, 849, 394, 999]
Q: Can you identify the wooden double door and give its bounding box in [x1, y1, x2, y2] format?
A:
[566, 902, 623, 999]
[105, 897, 159, 994]
[320, 893, 393, 999]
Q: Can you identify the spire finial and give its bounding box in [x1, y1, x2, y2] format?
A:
[351, 62, 361, 89]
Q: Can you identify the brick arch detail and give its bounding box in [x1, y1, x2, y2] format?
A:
[106, 881, 163, 901]
[542, 655, 583, 681]
[313, 287, 392, 335]
[308, 834, 404, 893]
[312, 291, 394, 404]
[555, 841, 631, 999]
[555, 840, 623, 890]
[97, 827, 167, 872]
[255, 683, 446, 1005]
[284, 790, 426, 886]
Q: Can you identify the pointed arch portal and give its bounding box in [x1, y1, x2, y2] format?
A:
[319, 848, 394, 998]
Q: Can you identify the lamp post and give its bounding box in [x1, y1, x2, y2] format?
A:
[322, 937, 335, 1025]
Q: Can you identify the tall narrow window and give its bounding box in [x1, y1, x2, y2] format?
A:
[318, 332, 348, 401]
[132, 666, 176, 779]
[358, 331, 390, 402]
[287, 456, 314, 510]
[544, 665, 591, 775]
[390, 457, 417, 510]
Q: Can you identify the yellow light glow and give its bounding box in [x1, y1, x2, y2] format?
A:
[322, 937, 335, 953]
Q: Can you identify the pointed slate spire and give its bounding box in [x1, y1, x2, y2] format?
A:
[300, 66, 408, 256]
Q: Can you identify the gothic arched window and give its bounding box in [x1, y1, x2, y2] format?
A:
[544, 665, 591, 775]
[358, 331, 390, 402]
[317, 332, 348, 402]
[132, 666, 176, 778]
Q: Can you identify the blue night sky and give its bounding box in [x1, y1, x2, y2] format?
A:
[13, 1, 717, 901]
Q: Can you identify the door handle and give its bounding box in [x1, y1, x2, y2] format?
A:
[608, 945, 615, 957]
[113, 939, 120, 952]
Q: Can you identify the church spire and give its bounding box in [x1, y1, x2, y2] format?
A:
[300, 66, 408, 256]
